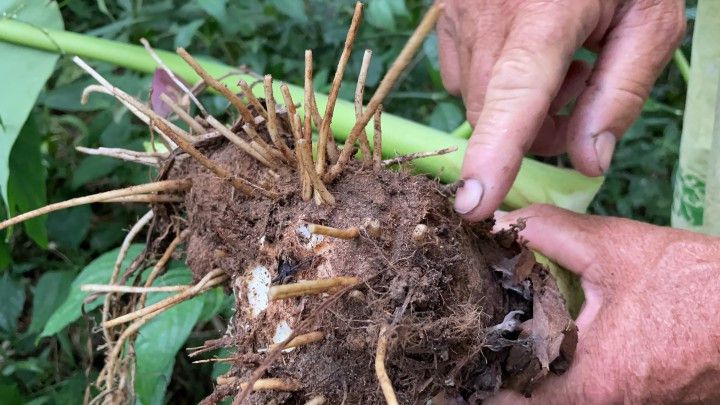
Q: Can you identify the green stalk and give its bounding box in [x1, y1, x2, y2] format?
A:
[673, 48, 691, 84]
[0, 18, 603, 212]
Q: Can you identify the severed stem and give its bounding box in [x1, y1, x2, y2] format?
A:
[0, 180, 190, 231]
[297, 139, 335, 205]
[375, 325, 399, 405]
[325, 4, 444, 182]
[263, 75, 296, 163]
[317, 1, 364, 177]
[82, 284, 188, 294]
[141, 38, 208, 116]
[76, 146, 164, 167]
[304, 50, 314, 143]
[307, 223, 359, 239]
[382, 146, 458, 167]
[159, 93, 206, 134]
[237, 79, 268, 120]
[309, 93, 340, 163]
[291, 114, 313, 201]
[217, 377, 301, 392]
[154, 118, 273, 197]
[268, 331, 325, 351]
[104, 269, 227, 328]
[206, 116, 276, 169]
[269, 277, 359, 300]
[373, 105, 383, 171]
[177, 48, 255, 126]
[355, 49, 373, 164]
[243, 123, 285, 164]
[100, 194, 184, 203]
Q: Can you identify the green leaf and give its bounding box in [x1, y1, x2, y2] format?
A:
[198, 287, 229, 323]
[174, 19, 205, 49]
[134, 266, 204, 405]
[7, 117, 47, 247]
[28, 271, 74, 335]
[429, 102, 463, 132]
[387, 0, 409, 17]
[41, 244, 144, 337]
[365, 0, 395, 30]
[46, 205, 91, 249]
[0, 273, 25, 332]
[0, 382, 25, 405]
[197, 0, 228, 24]
[269, 0, 308, 23]
[0, 0, 63, 210]
[71, 156, 121, 189]
[0, 239, 10, 271]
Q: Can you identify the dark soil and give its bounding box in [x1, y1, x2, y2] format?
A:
[155, 127, 577, 404]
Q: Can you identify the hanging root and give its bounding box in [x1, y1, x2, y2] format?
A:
[0, 180, 189, 231]
[139, 230, 188, 308]
[325, 4, 444, 183]
[307, 223, 360, 239]
[382, 146, 458, 167]
[375, 325, 399, 405]
[76, 146, 165, 167]
[100, 194, 184, 203]
[103, 269, 227, 328]
[82, 284, 188, 294]
[355, 49, 373, 164]
[269, 277, 359, 300]
[177, 47, 256, 126]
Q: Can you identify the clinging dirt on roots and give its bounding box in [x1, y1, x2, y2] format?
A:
[0, 3, 578, 404]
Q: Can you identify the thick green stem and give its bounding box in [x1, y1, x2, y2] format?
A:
[0, 18, 603, 212]
[673, 48, 691, 84]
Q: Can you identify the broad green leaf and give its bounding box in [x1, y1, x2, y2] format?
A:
[41, 244, 144, 337]
[269, 0, 308, 23]
[7, 118, 47, 247]
[0, 382, 25, 405]
[135, 266, 204, 405]
[174, 19, 205, 49]
[198, 287, 229, 323]
[71, 156, 121, 189]
[0, 274, 25, 332]
[0, 0, 63, 209]
[429, 102, 463, 133]
[46, 205, 91, 249]
[197, 0, 228, 24]
[365, 0, 395, 30]
[28, 271, 74, 335]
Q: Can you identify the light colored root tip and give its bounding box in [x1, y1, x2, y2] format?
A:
[411, 224, 429, 243]
[382, 146, 458, 167]
[362, 218, 381, 238]
[308, 223, 359, 239]
[269, 277, 359, 300]
[218, 377, 301, 392]
[76, 146, 164, 167]
[356, 49, 373, 164]
[0, 179, 191, 231]
[269, 331, 325, 351]
[375, 325, 399, 405]
[81, 284, 188, 294]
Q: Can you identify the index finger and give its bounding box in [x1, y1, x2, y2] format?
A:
[455, 2, 598, 220]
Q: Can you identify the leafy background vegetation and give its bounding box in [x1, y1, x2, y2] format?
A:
[0, 0, 695, 403]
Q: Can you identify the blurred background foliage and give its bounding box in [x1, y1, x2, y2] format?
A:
[0, 0, 695, 403]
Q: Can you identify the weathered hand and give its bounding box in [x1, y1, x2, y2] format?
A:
[437, 0, 686, 220]
[489, 204, 720, 403]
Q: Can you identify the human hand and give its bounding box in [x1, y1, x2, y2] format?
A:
[488, 204, 720, 403]
[437, 0, 686, 220]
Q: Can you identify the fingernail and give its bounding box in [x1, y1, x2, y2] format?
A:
[593, 131, 616, 173]
[454, 179, 484, 214]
